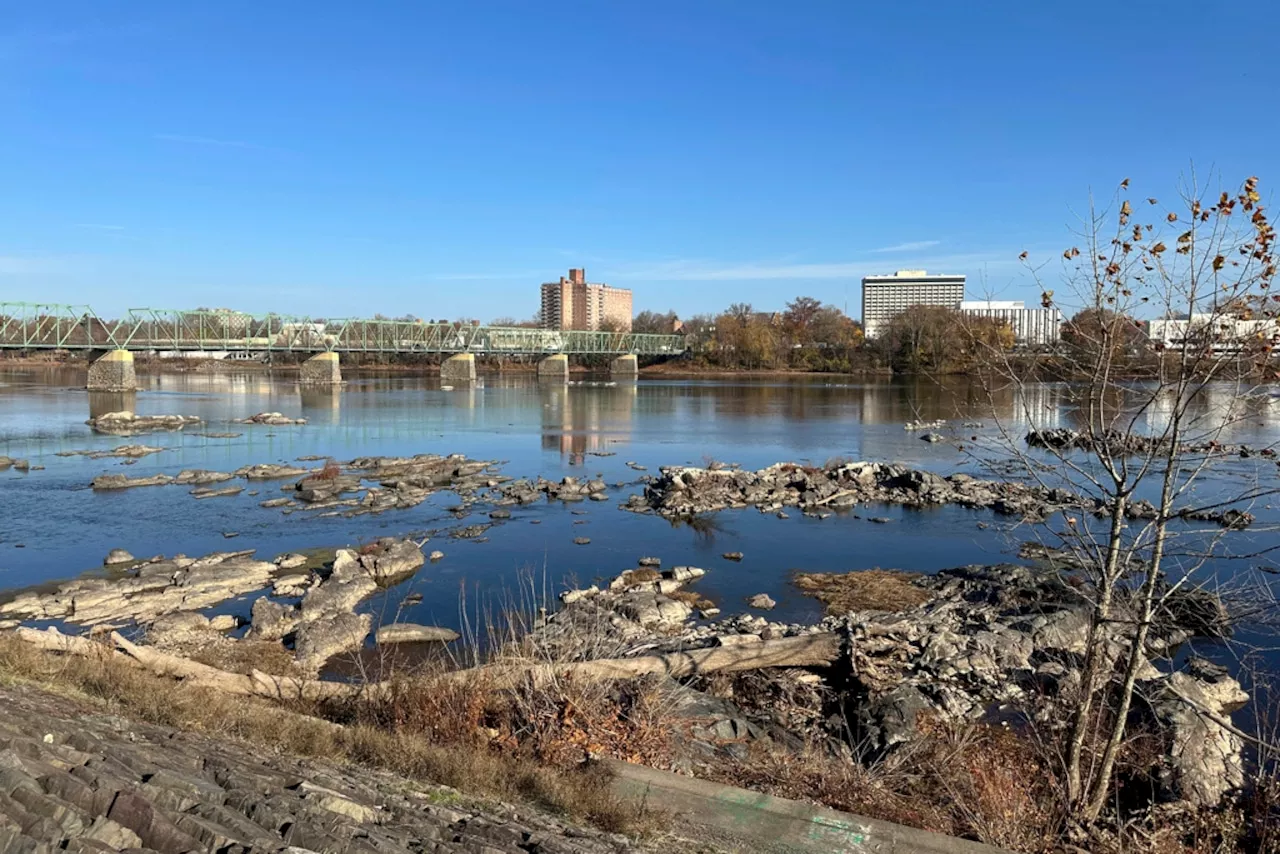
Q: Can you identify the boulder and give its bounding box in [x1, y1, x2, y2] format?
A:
[104, 549, 135, 567]
[294, 612, 373, 673]
[91, 474, 174, 490]
[748, 594, 777, 610]
[376, 624, 460, 645]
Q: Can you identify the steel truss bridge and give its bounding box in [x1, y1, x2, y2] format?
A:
[0, 303, 685, 357]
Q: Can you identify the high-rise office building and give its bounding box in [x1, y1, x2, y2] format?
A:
[540, 268, 633, 332]
[861, 270, 966, 338]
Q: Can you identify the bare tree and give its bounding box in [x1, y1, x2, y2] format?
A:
[970, 174, 1280, 827]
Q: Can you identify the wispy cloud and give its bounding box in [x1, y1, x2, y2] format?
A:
[155, 133, 266, 150]
[872, 239, 941, 253]
[74, 223, 125, 231]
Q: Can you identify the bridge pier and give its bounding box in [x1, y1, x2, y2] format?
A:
[441, 353, 476, 384]
[86, 350, 136, 392]
[537, 354, 569, 382]
[300, 352, 342, 385]
[609, 354, 638, 380]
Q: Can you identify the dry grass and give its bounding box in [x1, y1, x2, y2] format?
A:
[0, 634, 656, 834]
[614, 568, 660, 588]
[793, 569, 932, 614]
[313, 458, 342, 481]
[185, 637, 302, 676]
[712, 716, 1064, 853]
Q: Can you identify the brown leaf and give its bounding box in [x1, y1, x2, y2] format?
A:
[1018, 251, 1028, 261]
[1167, 212, 1178, 222]
[1213, 255, 1226, 271]
[1121, 178, 1130, 189]
[1151, 242, 1167, 255]
[1147, 197, 1158, 205]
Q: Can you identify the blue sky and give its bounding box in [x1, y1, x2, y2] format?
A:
[1, 1, 1274, 321]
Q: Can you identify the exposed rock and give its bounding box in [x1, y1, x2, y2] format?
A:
[191, 485, 243, 499]
[173, 469, 234, 485]
[234, 463, 314, 480]
[294, 611, 373, 672]
[722, 552, 743, 561]
[90, 473, 174, 490]
[275, 553, 309, 570]
[1145, 660, 1249, 806]
[103, 549, 135, 566]
[235, 411, 307, 425]
[632, 460, 1254, 529]
[0, 550, 275, 627]
[57, 444, 166, 459]
[748, 594, 777, 610]
[574, 537, 591, 545]
[429, 550, 445, 561]
[0, 684, 638, 854]
[919, 432, 945, 443]
[376, 623, 461, 645]
[638, 556, 661, 567]
[86, 411, 201, 436]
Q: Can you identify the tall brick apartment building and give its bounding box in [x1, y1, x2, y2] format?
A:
[540, 268, 633, 332]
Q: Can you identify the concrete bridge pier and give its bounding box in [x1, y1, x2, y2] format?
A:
[441, 353, 476, 384]
[609, 354, 638, 380]
[86, 350, 137, 392]
[300, 352, 342, 385]
[537, 354, 569, 382]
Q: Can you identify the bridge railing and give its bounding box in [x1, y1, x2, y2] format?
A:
[0, 303, 686, 355]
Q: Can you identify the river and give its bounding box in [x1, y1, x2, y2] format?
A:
[2, 366, 1278, 649]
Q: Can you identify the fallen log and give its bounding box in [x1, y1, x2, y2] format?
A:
[10, 626, 842, 700]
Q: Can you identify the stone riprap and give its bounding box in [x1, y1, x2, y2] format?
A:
[85, 349, 136, 391]
[0, 684, 635, 854]
[299, 351, 342, 385]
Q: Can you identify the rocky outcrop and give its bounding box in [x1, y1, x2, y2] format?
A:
[627, 461, 1255, 529]
[1027, 427, 1279, 460]
[86, 411, 201, 436]
[0, 550, 276, 627]
[0, 685, 635, 854]
[174, 469, 235, 485]
[233, 463, 314, 480]
[56, 444, 165, 459]
[234, 411, 307, 425]
[90, 473, 174, 490]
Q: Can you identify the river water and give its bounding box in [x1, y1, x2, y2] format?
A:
[2, 367, 1278, 646]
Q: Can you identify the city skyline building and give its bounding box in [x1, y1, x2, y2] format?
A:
[861, 270, 966, 339]
[539, 268, 633, 332]
[957, 300, 1062, 346]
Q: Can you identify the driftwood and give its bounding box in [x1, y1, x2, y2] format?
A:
[10, 626, 841, 700]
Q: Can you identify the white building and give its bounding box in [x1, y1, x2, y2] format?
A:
[958, 300, 1062, 347]
[1147, 313, 1280, 354]
[861, 270, 966, 339]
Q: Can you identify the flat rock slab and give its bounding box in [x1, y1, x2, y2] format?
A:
[0, 684, 638, 854]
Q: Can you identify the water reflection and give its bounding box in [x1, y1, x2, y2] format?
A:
[299, 386, 341, 423]
[87, 391, 136, 419]
[540, 383, 637, 457]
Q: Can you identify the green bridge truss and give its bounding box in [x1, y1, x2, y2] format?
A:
[0, 303, 686, 356]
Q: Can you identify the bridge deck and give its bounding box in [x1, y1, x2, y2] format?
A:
[0, 303, 685, 356]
